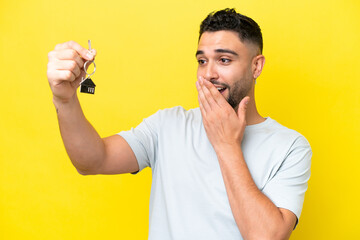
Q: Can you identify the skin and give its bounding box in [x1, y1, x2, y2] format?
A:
[47, 41, 139, 175]
[196, 30, 297, 240]
[47, 31, 296, 239]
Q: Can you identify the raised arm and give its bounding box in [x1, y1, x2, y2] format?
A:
[47, 41, 138, 175]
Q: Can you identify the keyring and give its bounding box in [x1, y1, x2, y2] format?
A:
[84, 60, 96, 77]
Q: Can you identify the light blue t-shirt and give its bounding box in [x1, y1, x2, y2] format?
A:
[119, 106, 311, 240]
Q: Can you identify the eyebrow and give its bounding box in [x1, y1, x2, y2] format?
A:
[195, 48, 239, 57]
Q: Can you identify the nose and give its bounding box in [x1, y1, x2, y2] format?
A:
[203, 62, 219, 82]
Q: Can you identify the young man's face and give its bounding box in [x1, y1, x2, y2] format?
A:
[196, 30, 258, 109]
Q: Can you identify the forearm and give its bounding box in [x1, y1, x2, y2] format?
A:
[196, 78, 293, 239]
[54, 94, 105, 174]
[216, 145, 289, 240]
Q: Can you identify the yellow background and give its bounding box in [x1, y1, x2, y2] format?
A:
[1, 0, 359, 239]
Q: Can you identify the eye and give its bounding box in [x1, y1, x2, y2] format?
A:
[197, 59, 206, 65]
[220, 58, 231, 63]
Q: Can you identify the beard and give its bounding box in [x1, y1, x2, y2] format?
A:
[210, 76, 252, 110]
[227, 80, 251, 110]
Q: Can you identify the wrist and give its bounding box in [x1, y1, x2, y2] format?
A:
[53, 93, 77, 107]
[214, 142, 243, 159]
[52, 93, 79, 113]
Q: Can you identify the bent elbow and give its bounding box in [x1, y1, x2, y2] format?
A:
[76, 168, 95, 176]
[76, 168, 88, 175]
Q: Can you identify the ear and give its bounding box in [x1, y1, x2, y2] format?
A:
[252, 54, 265, 79]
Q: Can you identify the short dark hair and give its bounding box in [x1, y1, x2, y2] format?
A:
[199, 8, 263, 54]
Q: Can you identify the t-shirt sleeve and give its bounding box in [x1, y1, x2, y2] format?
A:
[262, 135, 312, 225]
[117, 111, 161, 174]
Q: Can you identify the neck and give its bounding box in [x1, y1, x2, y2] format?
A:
[243, 97, 265, 125]
[237, 83, 265, 125]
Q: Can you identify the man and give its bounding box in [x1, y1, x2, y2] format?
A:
[47, 8, 311, 240]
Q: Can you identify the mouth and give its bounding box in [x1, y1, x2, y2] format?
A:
[216, 87, 226, 92]
[210, 80, 229, 95]
[215, 86, 227, 95]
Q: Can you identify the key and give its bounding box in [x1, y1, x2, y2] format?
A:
[80, 40, 96, 94]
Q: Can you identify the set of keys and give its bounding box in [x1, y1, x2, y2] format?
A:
[80, 40, 96, 94]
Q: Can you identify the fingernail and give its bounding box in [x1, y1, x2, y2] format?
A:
[86, 51, 93, 60]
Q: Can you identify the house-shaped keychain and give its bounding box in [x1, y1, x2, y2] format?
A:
[80, 78, 96, 94]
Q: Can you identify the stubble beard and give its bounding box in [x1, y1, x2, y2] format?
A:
[227, 77, 252, 111]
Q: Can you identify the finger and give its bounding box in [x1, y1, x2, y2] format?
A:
[237, 96, 250, 119]
[49, 49, 84, 69]
[196, 80, 211, 113]
[52, 70, 76, 82]
[89, 49, 97, 57]
[54, 41, 95, 60]
[71, 71, 86, 88]
[50, 60, 81, 78]
[198, 94, 207, 118]
[54, 40, 95, 61]
[200, 79, 220, 110]
[202, 79, 229, 108]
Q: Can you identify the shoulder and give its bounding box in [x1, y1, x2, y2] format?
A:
[148, 106, 201, 123]
[244, 117, 312, 160]
[262, 118, 311, 148]
[265, 118, 312, 166]
[274, 119, 310, 148]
